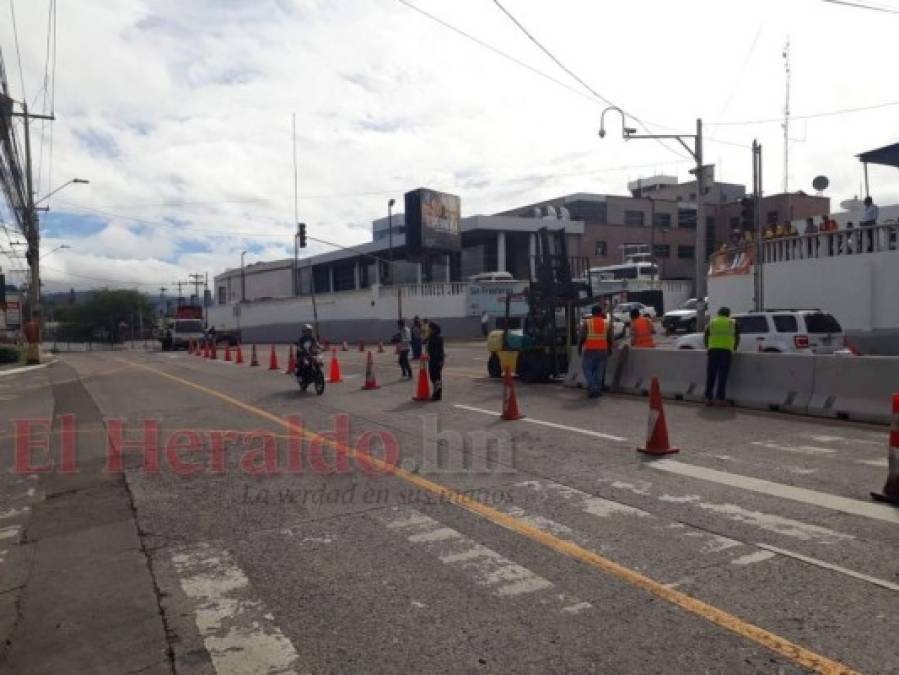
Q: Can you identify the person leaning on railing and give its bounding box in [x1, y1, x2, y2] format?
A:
[860, 196, 878, 252]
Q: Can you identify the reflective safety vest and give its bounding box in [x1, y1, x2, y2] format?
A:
[707, 316, 736, 352]
[583, 317, 608, 351]
[630, 316, 655, 348]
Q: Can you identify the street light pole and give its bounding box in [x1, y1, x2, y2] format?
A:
[599, 110, 708, 330]
[388, 198, 401, 320]
[241, 251, 247, 302]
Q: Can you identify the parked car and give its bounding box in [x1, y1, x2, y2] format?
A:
[662, 297, 707, 334]
[611, 302, 657, 325]
[673, 310, 846, 354]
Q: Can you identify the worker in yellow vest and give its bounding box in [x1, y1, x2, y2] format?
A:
[703, 307, 740, 406]
[577, 304, 614, 398]
[628, 308, 655, 348]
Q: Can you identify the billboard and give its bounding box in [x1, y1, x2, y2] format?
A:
[4, 293, 20, 328]
[467, 281, 529, 316]
[404, 188, 461, 255]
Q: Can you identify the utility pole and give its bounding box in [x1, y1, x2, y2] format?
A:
[598, 110, 707, 329]
[752, 141, 764, 312]
[188, 273, 204, 305]
[175, 281, 184, 306]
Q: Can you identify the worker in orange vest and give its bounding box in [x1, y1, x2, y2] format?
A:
[629, 308, 655, 348]
[577, 304, 614, 399]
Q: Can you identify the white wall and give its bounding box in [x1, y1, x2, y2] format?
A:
[708, 247, 899, 331]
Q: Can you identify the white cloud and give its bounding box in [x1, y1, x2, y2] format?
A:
[2, 0, 897, 291]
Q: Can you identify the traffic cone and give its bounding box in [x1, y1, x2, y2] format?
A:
[501, 366, 524, 420]
[412, 355, 431, 401]
[285, 345, 296, 376]
[250, 344, 259, 367]
[378, 340, 384, 354]
[871, 393, 899, 504]
[235, 345, 244, 364]
[224, 345, 232, 362]
[202, 341, 209, 358]
[638, 377, 679, 455]
[342, 341, 349, 352]
[328, 347, 343, 383]
[361, 350, 380, 390]
[197, 341, 205, 357]
[210, 341, 217, 360]
[358, 341, 365, 352]
[268, 345, 279, 370]
[322, 339, 329, 350]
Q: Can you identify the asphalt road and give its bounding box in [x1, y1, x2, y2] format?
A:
[1, 341, 896, 674]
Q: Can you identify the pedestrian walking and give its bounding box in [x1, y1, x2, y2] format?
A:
[578, 305, 613, 399]
[411, 316, 422, 359]
[395, 319, 412, 378]
[704, 307, 740, 406]
[426, 321, 444, 400]
[480, 310, 490, 337]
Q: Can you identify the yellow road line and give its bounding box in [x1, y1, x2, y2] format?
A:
[118, 357, 859, 675]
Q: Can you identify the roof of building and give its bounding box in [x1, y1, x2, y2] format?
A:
[857, 142, 899, 168]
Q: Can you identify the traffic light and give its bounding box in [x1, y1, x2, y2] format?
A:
[298, 222, 307, 248]
[740, 197, 754, 231]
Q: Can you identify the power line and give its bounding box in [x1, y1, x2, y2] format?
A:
[7, 0, 27, 101]
[821, 0, 899, 14]
[41, 264, 187, 288]
[708, 99, 899, 126]
[487, 0, 691, 161]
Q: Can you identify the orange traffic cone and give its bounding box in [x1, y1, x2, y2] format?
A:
[871, 393, 899, 504]
[235, 345, 244, 364]
[224, 345, 232, 362]
[501, 366, 524, 420]
[358, 341, 365, 352]
[210, 341, 217, 360]
[250, 344, 259, 367]
[638, 377, 679, 455]
[268, 345, 279, 370]
[202, 341, 209, 358]
[361, 350, 380, 390]
[342, 341, 349, 352]
[378, 340, 384, 354]
[412, 355, 431, 401]
[328, 347, 343, 383]
[285, 345, 296, 375]
[197, 341, 205, 357]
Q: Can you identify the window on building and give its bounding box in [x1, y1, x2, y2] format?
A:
[313, 266, 331, 293]
[332, 261, 357, 292]
[217, 286, 227, 304]
[678, 208, 697, 229]
[652, 244, 671, 258]
[566, 200, 607, 224]
[766, 210, 779, 226]
[678, 245, 695, 259]
[594, 240, 607, 257]
[653, 212, 672, 228]
[624, 210, 645, 226]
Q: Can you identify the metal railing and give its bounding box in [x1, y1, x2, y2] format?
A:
[757, 222, 898, 264]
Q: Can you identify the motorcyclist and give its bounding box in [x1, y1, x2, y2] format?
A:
[296, 324, 320, 376]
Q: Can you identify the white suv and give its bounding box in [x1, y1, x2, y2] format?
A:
[674, 310, 846, 354]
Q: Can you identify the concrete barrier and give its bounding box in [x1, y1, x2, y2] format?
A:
[616, 348, 706, 401]
[727, 353, 815, 414]
[808, 356, 899, 424]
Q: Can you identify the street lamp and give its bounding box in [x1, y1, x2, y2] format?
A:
[599, 107, 708, 330]
[40, 244, 71, 260]
[34, 178, 90, 206]
[387, 198, 396, 277]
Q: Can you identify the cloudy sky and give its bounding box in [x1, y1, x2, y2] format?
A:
[2, 0, 898, 293]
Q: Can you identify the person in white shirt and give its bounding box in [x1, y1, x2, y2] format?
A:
[860, 196, 878, 252]
[480, 310, 489, 337]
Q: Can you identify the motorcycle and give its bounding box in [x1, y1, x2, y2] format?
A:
[296, 349, 326, 395]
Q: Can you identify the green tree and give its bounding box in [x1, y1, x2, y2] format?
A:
[55, 289, 155, 342]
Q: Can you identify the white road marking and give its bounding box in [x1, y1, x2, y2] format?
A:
[0, 526, 20, 542]
[516, 480, 651, 519]
[730, 550, 776, 566]
[751, 441, 835, 456]
[171, 542, 300, 675]
[378, 507, 589, 610]
[0, 507, 29, 521]
[0, 362, 54, 378]
[857, 458, 888, 468]
[757, 543, 899, 592]
[649, 459, 899, 525]
[808, 434, 881, 447]
[454, 404, 628, 442]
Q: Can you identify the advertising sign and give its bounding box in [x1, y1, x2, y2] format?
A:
[467, 281, 529, 317]
[708, 245, 755, 277]
[5, 293, 21, 328]
[404, 188, 461, 255]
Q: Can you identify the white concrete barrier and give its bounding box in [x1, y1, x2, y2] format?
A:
[808, 356, 899, 424]
[727, 353, 815, 414]
[616, 348, 706, 401]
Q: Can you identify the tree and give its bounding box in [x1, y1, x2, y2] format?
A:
[55, 289, 155, 342]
